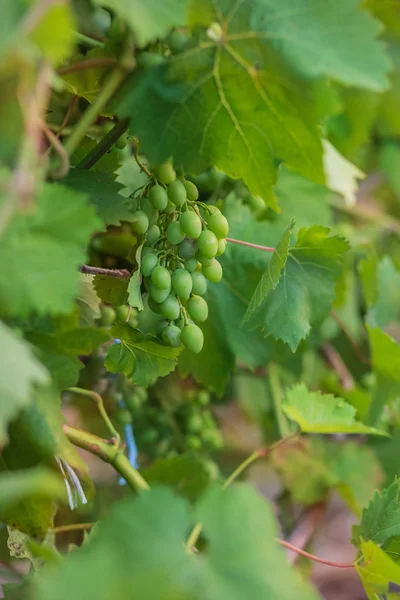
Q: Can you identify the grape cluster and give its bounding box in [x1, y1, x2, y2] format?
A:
[114, 381, 223, 462]
[129, 160, 229, 354]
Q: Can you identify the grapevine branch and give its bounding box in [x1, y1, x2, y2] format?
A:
[57, 57, 118, 76]
[76, 118, 130, 170]
[52, 523, 95, 534]
[67, 387, 121, 447]
[277, 540, 354, 568]
[80, 265, 130, 279]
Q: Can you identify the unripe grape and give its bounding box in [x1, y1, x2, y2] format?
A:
[156, 318, 169, 336]
[131, 210, 149, 234]
[202, 259, 223, 283]
[150, 284, 170, 303]
[141, 201, 159, 225]
[151, 265, 171, 290]
[180, 210, 202, 239]
[198, 229, 218, 258]
[168, 179, 187, 207]
[145, 224, 161, 246]
[160, 295, 180, 320]
[185, 257, 198, 272]
[172, 269, 193, 299]
[184, 180, 199, 201]
[155, 159, 176, 185]
[181, 324, 204, 354]
[187, 295, 208, 323]
[191, 271, 207, 296]
[148, 295, 162, 313]
[162, 324, 182, 347]
[168, 29, 190, 54]
[167, 220, 186, 245]
[216, 238, 227, 256]
[186, 434, 201, 449]
[149, 185, 168, 210]
[196, 251, 213, 266]
[116, 408, 133, 425]
[178, 238, 198, 259]
[141, 252, 158, 277]
[116, 304, 130, 321]
[206, 210, 229, 238]
[165, 201, 175, 214]
[100, 305, 116, 326]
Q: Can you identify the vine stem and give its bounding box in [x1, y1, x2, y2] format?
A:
[226, 237, 275, 252]
[67, 387, 120, 447]
[80, 264, 130, 279]
[268, 363, 291, 438]
[276, 540, 354, 569]
[76, 119, 130, 170]
[57, 57, 118, 76]
[52, 523, 95, 534]
[63, 425, 149, 491]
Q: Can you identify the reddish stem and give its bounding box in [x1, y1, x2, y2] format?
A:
[57, 58, 118, 76]
[226, 237, 275, 252]
[80, 264, 130, 279]
[277, 539, 354, 568]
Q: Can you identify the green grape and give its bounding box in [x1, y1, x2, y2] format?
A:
[196, 251, 213, 266]
[140, 428, 159, 444]
[142, 245, 154, 256]
[186, 413, 204, 433]
[141, 201, 159, 225]
[131, 210, 149, 234]
[216, 238, 227, 256]
[165, 201, 176, 214]
[124, 393, 142, 412]
[202, 429, 223, 450]
[155, 318, 169, 336]
[191, 271, 207, 296]
[151, 265, 171, 290]
[145, 224, 161, 246]
[168, 179, 187, 207]
[202, 259, 223, 283]
[178, 238, 198, 259]
[167, 29, 190, 54]
[180, 210, 202, 239]
[116, 408, 132, 425]
[148, 294, 162, 313]
[115, 134, 127, 150]
[167, 220, 186, 245]
[109, 15, 125, 41]
[184, 180, 199, 201]
[198, 229, 218, 258]
[181, 323, 204, 354]
[99, 305, 116, 326]
[155, 159, 176, 185]
[172, 269, 192, 299]
[185, 434, 201, 449]
[141, 252, 158, 277]
[136, 52, 164, 69]
[149, 185, 168, 210]
[197, 390, 210, 406]
[185, 257, 198, 272]
[150, 284, 170, 303]
[93, 7, 112, 34]
[116, 304, 130, 321]
[143, 276, 152, 292]
[135, 386, 148, 402]
[160, 295, 180, 320]
[187, 295, 208, 323]
[206, 210, 229, 238]
[162, 324, 182, 347]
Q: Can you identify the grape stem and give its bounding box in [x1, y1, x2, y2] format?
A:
[276, 540, 354, 568]
[57, 57, 118, 76]
[226, 237, 275, 252]
[67, 387, 121, 448]
[76, 118, 130, 170]
[63, 425, 149, 491]
[131, 137, 152, 177]
[52, 522, 95, 534]
[80, 264, 130, 279]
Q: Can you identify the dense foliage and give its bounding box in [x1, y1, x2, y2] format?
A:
[1, 0, 400, 598]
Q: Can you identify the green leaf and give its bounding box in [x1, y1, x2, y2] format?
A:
[105, 323, 180, 386]
[242, 222, 293, 324]
[93, 275, 129, 307]
[29, 4, 76, 65]
[353, 479, 400, 551]
[63, 49, 117, 104]
[142, 455, 212, 503]
[76, 275, 102, 326]
[0, 184, 102, 317]
[368, 327, 400, 382]
[0, 323, 49, 446]
[114, 4, 325, 209]
[127, 242, 144, 311]
[283, 383, 386, 435]
[366, 256, 400, 329]
[32, 485, 320, 600]
[243, 226, 349, 351]
[94, 0, 190, 47]
[62, 169, 136, 227]
[56, 327, 111, 356]
[356, 540, 400, 600]
[0, 468, 64, 515]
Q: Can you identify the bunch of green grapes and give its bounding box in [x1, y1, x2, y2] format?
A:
[130, 160, 229, 354]
[175, 388, 223, 453]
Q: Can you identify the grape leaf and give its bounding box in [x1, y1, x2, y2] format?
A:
[353, 479, 400, 551]
[0, 184, 102, 317]
[93, 0, 190, 47]
[283, 384, 385, 435]
[0, 468, 64, 515]
[356, 540, 400, 600]
[114, 2, 324, 209]
[76, 275, 102, 326]
[93, 275, 129, 307]
[62, 48, 116, 104]
[32, 485, 320, 600]
[29, 4, 75, 65]
[243, 226, 349, 351]
[366, 256, 400, 329]
[322, 139, 365, 206]
[62, 169, 135, 226]
[127, 242, 144, 311]
[368, 327, 400, 382]
[0, 323, 49, 446]
[105, 323, 180, 386]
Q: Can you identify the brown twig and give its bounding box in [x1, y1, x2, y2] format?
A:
[285, 502, 326, 565]
[226, 237, 275, 252]
[80, 265, 130, 279]
[277, 539, 354, 568]
[55, 95, 78, 138]
[41, 120, 70, 178]
[57, 57, 118, 76]
[321, 344, 354, 390]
